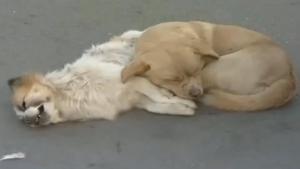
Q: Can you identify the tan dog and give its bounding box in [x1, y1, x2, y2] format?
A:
[121, 21, 297, 111]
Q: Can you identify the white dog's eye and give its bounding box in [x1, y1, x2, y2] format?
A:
[17, 101, 26, 111]
[22, 101, 25, 107]
[22, 101, 26, 109]
[38, 105, 44, 113]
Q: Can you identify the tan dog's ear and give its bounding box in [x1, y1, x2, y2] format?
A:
[193, 42, 219, 64]
[194, 43, 219, 58]
[121, 60, 151, 83]
[202, 51, 219, 64]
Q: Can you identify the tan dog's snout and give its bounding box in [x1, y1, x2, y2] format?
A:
[184, 78, 204, 98]
[189, 85, 203, 98]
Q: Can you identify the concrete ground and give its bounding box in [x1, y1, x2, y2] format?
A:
[0, 0, 299, 168]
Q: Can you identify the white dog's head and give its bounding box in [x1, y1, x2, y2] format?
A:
[8, 74, 60, 127]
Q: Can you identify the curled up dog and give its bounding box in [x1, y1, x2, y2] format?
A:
[121, 21, 297, 111]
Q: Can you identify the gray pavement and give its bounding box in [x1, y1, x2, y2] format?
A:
[0, 0, 299, 169]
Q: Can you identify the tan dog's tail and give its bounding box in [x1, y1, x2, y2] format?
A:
[201, 71, 297, 111]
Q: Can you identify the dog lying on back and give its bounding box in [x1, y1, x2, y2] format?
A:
[122, 21, 297, 111]
[7, 31, 196, 127]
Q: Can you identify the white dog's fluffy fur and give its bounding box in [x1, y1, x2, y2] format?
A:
[8, 30, 196, 127]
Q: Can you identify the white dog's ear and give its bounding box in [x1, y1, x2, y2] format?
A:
[8, 77, 22, 90]
[121, 60, 151, 83]
[8, 74, 44, 91]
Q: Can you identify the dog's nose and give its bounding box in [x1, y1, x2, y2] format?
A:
[189, 87, 203, 98]
[22, 116, 37, 125]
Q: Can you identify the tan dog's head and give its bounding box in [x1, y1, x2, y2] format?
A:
[7, 74, 59, 127]
[122, 44, 218, 99]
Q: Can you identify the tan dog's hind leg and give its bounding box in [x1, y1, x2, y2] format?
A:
[201, 74, 296, 111]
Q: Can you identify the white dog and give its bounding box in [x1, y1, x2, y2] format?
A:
[7, 31, 196, 127]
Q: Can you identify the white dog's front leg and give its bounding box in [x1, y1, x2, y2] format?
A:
[136, 97, 195, 116]
[131, 77, 197, 109]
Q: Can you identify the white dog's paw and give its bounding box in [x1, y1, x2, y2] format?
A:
[159, 88, 175, 99]
[120, 30, 143, 39]
[158, 89, 197, 108]
[172, 104, 195, 116]
[180, 99, 197, 109]
[170, 96, 197, 109]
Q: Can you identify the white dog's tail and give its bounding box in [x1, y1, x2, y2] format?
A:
[201, 71, 297, 111]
